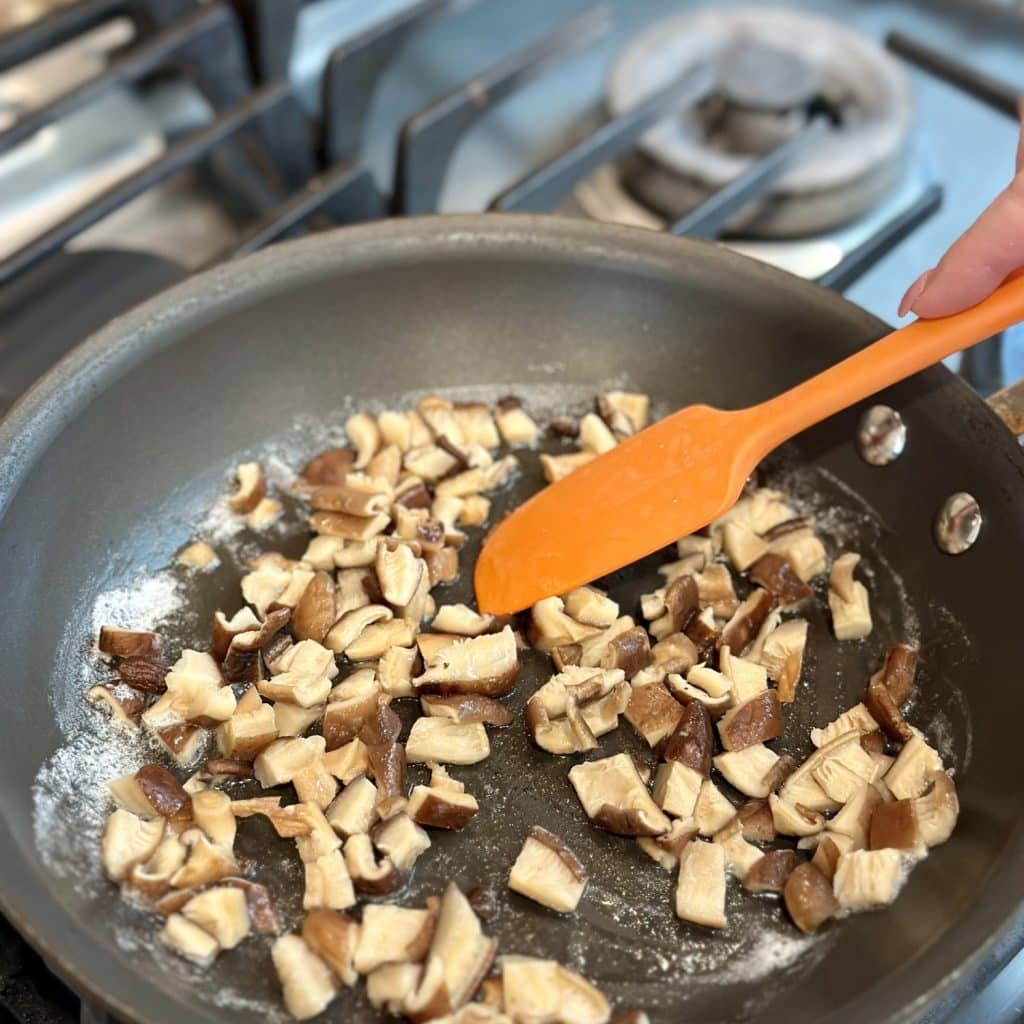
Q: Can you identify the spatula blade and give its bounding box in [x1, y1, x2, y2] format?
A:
[475, 405, 757, 614]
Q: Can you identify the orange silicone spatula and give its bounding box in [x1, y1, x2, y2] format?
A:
[475, 272, 1024, 615]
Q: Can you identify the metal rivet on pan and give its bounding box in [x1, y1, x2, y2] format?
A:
[856, 405, 906, 466]
[934, 492, 982, 554]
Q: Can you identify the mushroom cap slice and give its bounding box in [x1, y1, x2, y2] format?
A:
[568, 754, 670, 837]
[743, 850, 797, 893]
[659, 700, 714, 778]
[508, 826, 588, 913]
[869, 798, 924, 855]
[414, 627, 520, 698]
[784, 862, 838, 934]
[343, 833, 403, 895]
[675, 839, 727, 929]
[500, 956, 611, 1024]
[302, 909, 360, 987]
[694, 779, 736, 837]
[407, 785, 480, 830]
[717, 690, 783, 751]
[421, 694, 513, 727]
[325, 775, 379, 837]
[624, 680, 684, 748]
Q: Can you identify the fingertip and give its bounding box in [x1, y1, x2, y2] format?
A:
[898, 269, 934, 318]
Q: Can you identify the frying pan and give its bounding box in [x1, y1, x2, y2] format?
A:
[1, 215, 1023, 1024]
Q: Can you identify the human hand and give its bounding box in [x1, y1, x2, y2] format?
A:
[899, 105, 1024, 319]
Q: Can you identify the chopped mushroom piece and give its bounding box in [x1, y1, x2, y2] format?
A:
[414, 626, 520, 698]
[367, 963, 424, 1015]
[304, 848, 357, 910]
[873, 643, 918, 706]
[254, 736, 327, 788]
[372, 813, 432, 870]
[784, 862, 838, 934]
[722, 521, 768, 571]
[649, 575, 699, 641]
[161, 912, 221, 967]
[291, 570, 336, 643]
[301, 447, 354, 485]
[911, 771, 959, 847]
[431, 604, 495, 637]
[326, 775, 379, 837]
[717, 690, 783, 751]
[508, 826, 588, 913]
[98, 626, 162, 659]
[407, 782, 479, 830]
[869, 799, 925, 855]
[564, 586, 619, 628]
[101, 809, 164, 881]
[171, 829, 238, 889]
[675, 840, 727, 929]
[494, 400, 539, 446]
[713, 817, 764, 881]
[758, 619, 808, 702]
[355, 904, 433, 974]
[343, 833, 402, 895]
[87, 682, 146, 728]
[810, 704, 879, 749]
[694, 564, 739, 618]
[177, 540, 219, 570]
[827, 784, 883, 848]
[379, 645, 419, 699]
[721, 589, 777, 657]
[693, 780, 736, 837]
[811, 833, 856, 880]
[828, 553, 872, 640]
[769, 795, 825, 838]
[421, 694, 513, 726]
[659, 701, 714, 778]
[302, 909, 360, 987]
[568, 753, 670, 837]
[272, 934, 339, 1020]
[530, 596, 602, 651]
[664, 674, 731, 718]
[743, 849, 797, 893]
[636, 819, 697, 871]
[624, 681, 684, 747]
[406, 718, 490, 765]
[500, 956, 611, 1024]
[216, 701, 277, 760]
[376, 538, 426, 607]
[833, 849, 904, 910]
[864, 673, 914, 743]
[346, 412, 381, 468]
[405, 884, 497, 1020]
[578, 412, 618, 454]
[766, 527, 827, 581]
[229, 461, 267, 514]
[108, 765, 192, 823]
[714, 744, 780, 799]
[540, 451, 595, 484]
[748, 553, 812, 608]
[885, 732, 943, 800]
[652, 762, 702, 819]
[181, 886, 251, 949]
[191, 789, 236, 848]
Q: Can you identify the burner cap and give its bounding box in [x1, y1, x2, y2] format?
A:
[606, 7, 914, 237]
[718, 41, 820, 113]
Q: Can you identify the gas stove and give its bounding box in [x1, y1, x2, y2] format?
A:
[1, 2, 1024, 1022]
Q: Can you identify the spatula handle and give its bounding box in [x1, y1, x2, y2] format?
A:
[750, 272, 1024, 453]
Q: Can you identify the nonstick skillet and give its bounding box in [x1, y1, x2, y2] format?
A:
[1, 215, 1023, 1024]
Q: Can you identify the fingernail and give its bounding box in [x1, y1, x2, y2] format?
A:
[898, 269, 934, 317]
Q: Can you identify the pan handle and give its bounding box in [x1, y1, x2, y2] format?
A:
[987, 377, 1024, 438]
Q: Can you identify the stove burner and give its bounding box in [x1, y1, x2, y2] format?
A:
[719, 41, 820, 115]
[606, 7, 914, 237]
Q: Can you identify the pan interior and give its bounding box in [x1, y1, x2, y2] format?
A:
[2, 219, 1022, 1024]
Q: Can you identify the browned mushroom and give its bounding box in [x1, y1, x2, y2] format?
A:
[117, 656, 169, 693]
[109, 765, 192, 823]
[228, 462, 267, 513]
[874, 643, 918, 706]
[366, 740, 407, 818]
[343, 833, 403, 895]
[659, 701, 715, 778]
[420, 694, 512, 726]
[784, 862, 838, 934]
[912, 770, 959, 847]
[552, 642, 583, 670]
[600, 626, 652, 677]
[649, 574, 699, 641]
[869, 799, 923, 853]
[714, 744, 781, 799]
[508, 826, 588, 913]
[743, 849, 797, 893]
[737, 798, 776, 842]
[864, 674, 914, 743]
[301, 909, 360, 987]
[758, 619, 808, 704]
[624, 681, 684, 747]
[302, 447, 355, 486]
[748, 553, 812, 608]
[717, 690, 783, 751]
[98, 626, 162, 659]
[720, 589, 777, 657]
[762, 754, 797, 794]
[291, 570, 337, 643]
[684, 607, 721, 662]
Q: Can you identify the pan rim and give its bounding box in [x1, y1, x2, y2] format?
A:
[0, 213, 1022, 1024]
